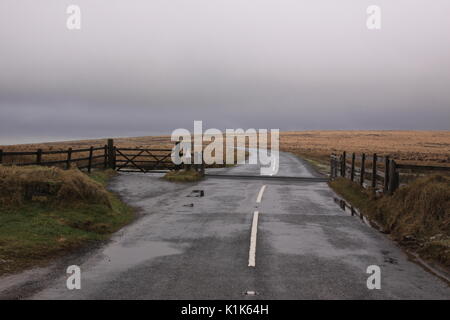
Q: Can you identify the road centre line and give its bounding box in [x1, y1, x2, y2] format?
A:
[248, 211, 259, 267]
[256, 185, 266, 203]
[248, 185, 266, 267]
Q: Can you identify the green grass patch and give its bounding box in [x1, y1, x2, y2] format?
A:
[163, 169, 203, 182]
[301, 157, 329, 175]
[0, 168, 134, 275]
[285, 151, 330, 175]
[329, 178, 377, 215]
[330, 175, 450, 268]
[88, 169, 117, 186]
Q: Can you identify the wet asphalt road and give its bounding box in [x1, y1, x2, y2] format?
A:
[2, 152, 450, 299]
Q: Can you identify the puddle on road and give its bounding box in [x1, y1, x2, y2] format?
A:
[99, 241, 181, 271]
[31, 241, 183, 299]
[69, 241, 181, 286]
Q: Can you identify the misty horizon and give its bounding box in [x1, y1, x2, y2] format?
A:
[1, 0, 449, 145]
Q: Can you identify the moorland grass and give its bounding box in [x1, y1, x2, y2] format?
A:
[0, 166, 133, 275]
[330, 175, 450, 268]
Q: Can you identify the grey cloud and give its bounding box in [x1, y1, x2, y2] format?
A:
[0, 0, 449, 144]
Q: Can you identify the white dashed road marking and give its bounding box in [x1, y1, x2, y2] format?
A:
[256, 185, 266, 203]
[248, 185, 266, 267]
[248, 211, 259, 267]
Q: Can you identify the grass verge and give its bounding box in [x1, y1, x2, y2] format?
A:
[329, 175, 450, 268]
[0, 167, 134, 276]
[163, 169, 203, 182]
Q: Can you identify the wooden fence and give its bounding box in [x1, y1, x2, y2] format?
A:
[0, 145, 108, 173]
[330, 152, 450, 195]
[0, 139, 200, 174]
[115, 147, 177, 172]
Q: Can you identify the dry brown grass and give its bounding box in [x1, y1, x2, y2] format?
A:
[378, 175, 450, 239]
[281, 131, 450, 166]
[0, 165, 111, 207]
[163, 169, 203, 182]
[0, 135, 173, 152]
[1, 131, 449, 167]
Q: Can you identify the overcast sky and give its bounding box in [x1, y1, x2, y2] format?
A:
[0, 0, 449, 144]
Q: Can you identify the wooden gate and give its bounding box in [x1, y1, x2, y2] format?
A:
[115, 148, 177, 172]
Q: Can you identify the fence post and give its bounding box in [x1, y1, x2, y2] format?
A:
[196, 151, 205, 176]
[331, 156, 335, 178]
[338, 155, 342, 177]
[0, 149, 3, 165]
[112, 146, 117, 170]
[341, 151, 346, 177]
[174, 141, 181, 170]
[335, 155, 338, 178]
[329, 155, 332, 178]
[66, 148, 72, 169]
[36, 149, 42, 165]
[371, 153, 377, 189]
[200, 161, 205, 176]
[88, 146, 94, 173]
[383, 156, 390, 194]
[388, 160, 398, 195]
[107, 139, 115, 169]
[360, 153, 365, 187]
[350, 153, 355, 181]
[103, 145, 108, 168]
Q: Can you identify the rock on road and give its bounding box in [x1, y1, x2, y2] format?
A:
[2, 151, 449, 299]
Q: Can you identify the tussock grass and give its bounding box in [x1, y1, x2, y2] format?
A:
[0, 165, 111, 207]
[163, 169, 203, 182]
[0, 167, 133, 275]
[330, 175, 450, 268]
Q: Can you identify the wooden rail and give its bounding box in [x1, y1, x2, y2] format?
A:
[0, 145, 108, 172]
[330, 152, 449, 195]
[0, 139, 204, 175]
